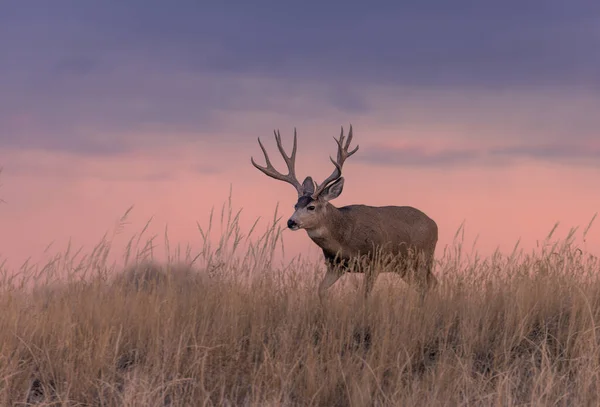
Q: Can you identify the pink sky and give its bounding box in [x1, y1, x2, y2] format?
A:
[1, 85, 599, 272]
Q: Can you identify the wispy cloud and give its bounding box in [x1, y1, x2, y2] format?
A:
[491, 144, 600, 162]
[356, 145, 480, 168]
[357, 142, 600, 168]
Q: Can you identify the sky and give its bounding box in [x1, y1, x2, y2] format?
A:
[1, 1, 600, 271]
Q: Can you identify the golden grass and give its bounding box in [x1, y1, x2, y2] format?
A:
[1, 200, 600, 406]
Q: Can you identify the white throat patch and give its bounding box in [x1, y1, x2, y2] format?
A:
[307, 226, 328, 239]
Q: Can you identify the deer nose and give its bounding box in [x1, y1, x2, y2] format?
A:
[287, 219, 298, 229]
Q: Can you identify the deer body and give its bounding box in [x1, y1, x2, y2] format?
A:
[307, 204, 437, 264]
[251, 126, 438, 302]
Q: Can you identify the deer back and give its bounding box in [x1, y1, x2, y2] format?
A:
[319, 204, 438, 260]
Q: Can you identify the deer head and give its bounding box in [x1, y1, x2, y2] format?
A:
[251, 126, 359, 231]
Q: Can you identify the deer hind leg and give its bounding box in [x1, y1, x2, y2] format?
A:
[414, 252, 438, 298]
[318, 266, 342, 305]
[398, 250, 436, 298]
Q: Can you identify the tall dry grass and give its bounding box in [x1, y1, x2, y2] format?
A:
[1, 199, 599, 406]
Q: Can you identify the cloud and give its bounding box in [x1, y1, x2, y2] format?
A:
[43, 0, 595, 88]
[356, 145, 480, 168]
[1, 1, 599, 157]
[0, 65, 370, 156]
[3, 1, 599, 90]
[0, 155, 178, 182]
[357, 142, 600, 168]
[491, 144, 600, 164]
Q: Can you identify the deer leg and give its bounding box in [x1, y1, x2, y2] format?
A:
[397, 251, 431, 299]
[318, 266, 342, 305]
[364, 269, 378, 298]
[413, 253, 437, 300]
[425, 269, 438, 291]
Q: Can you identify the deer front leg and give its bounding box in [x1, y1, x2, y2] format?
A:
[318, 265, 342, 305]
[364, 270, 378, 298]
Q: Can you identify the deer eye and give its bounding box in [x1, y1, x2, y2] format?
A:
[307, 205, 316, 211]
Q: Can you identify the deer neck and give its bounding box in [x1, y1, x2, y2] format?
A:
[305, 204, 350, 255]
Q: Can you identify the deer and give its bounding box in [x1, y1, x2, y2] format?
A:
[251, 125, 438, 302]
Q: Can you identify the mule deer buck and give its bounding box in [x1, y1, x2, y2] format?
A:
[251, 126, 438, 302]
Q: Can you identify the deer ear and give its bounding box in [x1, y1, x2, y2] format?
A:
[320, 177, 344, 201]
[301, 176, 315, 195]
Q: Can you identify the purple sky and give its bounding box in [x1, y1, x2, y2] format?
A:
[2, 1, 599, 157]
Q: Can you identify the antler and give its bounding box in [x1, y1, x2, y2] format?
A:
[312, 125, 359, 198]
[251, 128, 305, 196]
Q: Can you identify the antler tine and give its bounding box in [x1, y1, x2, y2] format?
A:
[312, 125, 359, 198]
[345, 125, 359, 154]
[251, 128, 304, 196]
[274, 128, 298, 169]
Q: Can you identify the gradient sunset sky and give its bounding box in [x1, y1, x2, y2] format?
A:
[1, 1, 599, 270]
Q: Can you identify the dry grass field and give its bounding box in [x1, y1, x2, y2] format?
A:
[1, 201, 599, 406]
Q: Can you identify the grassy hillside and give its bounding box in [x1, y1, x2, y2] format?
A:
[1, 205, 599, 406]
